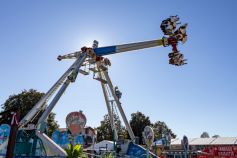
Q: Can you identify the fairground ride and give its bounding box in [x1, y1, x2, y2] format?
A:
[6, 15, 188, 157]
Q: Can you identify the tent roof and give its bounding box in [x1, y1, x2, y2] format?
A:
[170, 137, 237, 146]
[84, 140, 114, 151]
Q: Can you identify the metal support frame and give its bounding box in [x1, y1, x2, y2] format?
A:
[19, 52, 87, 128]
[99, 68, 136, 141]
[37, 53, 87, 125]
[98, 68, 118, 141]
[15, 52, 87, 157]
[94, 41, 119, 143]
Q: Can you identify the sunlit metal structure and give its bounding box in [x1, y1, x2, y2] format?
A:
[11, 16, 188, 157]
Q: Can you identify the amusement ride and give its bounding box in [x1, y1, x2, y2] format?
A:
[1, 15, 188, 157]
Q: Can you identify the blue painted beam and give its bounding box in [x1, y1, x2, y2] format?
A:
[94, 46, 117, 56]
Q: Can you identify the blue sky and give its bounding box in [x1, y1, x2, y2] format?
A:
[0, 0, 237, 138]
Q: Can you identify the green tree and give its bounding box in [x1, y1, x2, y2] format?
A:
[0, 89, 59, 135]
[200, 131, 210, 138]
[130, 111, 151, 144]
[1, 89, 44, 124]
[96, 114, 125, 142]
[212, 134, 220, 138]
[47, 112, 59, 137]
[152, 121, 176, 140]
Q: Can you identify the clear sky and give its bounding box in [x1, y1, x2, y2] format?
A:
[0, 0, 237, 138]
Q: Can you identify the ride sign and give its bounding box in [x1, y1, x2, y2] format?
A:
[143, 126, 154, 148]
[66, 111, 87, 136]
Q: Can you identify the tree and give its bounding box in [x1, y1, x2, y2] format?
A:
[96, 114, 125, 142]
[0, 89, 59, 135]
[47, 112, 59, 137]
[212, 135, 220, 138]
[1, 89, 44, 124]
[200, 132, 210, 138]
[152, 121, 176, 140]
[130, 111, 151, 144]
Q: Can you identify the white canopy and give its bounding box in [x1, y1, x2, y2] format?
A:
[85, 140, 115, 151]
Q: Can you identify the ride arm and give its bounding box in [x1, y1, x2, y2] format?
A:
[94, 39, 164, 56]
[37, 52, 87, 127]
[94, 16, 188, 66]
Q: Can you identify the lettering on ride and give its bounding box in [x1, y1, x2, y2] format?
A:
[217, 146, 235, 157]
[203, 146, 237, 158]
[218, 146, 232, 151]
